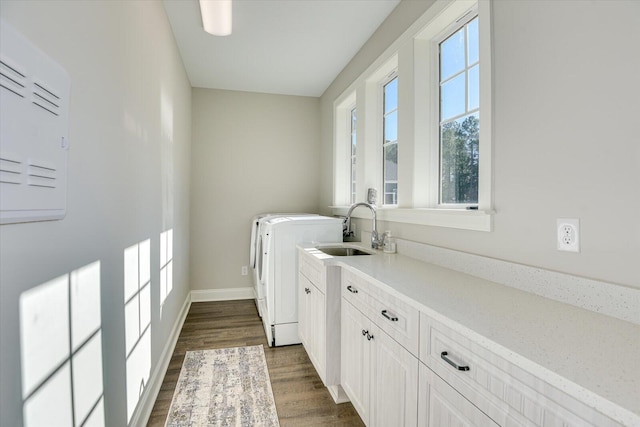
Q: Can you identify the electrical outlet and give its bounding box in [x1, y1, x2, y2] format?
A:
[241, 266, 248, 276]
[557, 218, 580, 253]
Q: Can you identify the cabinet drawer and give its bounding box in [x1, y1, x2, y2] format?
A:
[299, 252, 325, 293]
[419, 312, 620, 427]
[419, 362, 498, 427]
[342, 269, 419, 357]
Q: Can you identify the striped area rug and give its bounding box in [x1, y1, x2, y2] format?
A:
[165, 345, 279, 427]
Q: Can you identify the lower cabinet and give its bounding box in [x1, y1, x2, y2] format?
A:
[419, 363, 498, 427]
[341, 298, 419, 427]
[298, 273, 326, 379]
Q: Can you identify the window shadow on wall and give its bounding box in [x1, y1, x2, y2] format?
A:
[19, 261, 105, 426]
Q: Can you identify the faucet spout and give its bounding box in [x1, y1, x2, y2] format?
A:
[344, 202, 381, 249]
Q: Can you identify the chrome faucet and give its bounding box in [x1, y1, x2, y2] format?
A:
[344, 202, 383, 249]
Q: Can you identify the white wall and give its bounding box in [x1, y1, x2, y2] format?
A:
[0, 1, 191, 426]
[320, 0, 640, 289]
[190, 88, 321, 291]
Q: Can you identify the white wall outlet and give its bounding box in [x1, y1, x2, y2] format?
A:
[557, 218, 580, 253]
[241, 266, 248, 276]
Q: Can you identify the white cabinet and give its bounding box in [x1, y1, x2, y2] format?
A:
[341, 294, 418, 427]
[419, 362, 498, 427]
[370, 320, 418, 427]
[341, 299, 371, 423]
[298, 273, 326, 377]
[297, 248, 345, 402]
[419, 312, 621, 427]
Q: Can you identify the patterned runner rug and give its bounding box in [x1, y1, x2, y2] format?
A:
[165, 345, 280, 427]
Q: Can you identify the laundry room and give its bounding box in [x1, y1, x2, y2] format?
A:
[1, 1, 639, 426]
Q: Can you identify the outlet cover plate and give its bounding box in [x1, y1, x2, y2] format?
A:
[557, 218, 580, 252]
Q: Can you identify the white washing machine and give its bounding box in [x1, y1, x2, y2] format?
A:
[250, 213, 316, 317]
[259, 215, 342, 346]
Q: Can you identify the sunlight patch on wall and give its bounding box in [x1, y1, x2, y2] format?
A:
[160, 229, 174, 312]
[161, 88, 175, 225]
[124, 239, 151, 423]
[19, 261, 104, 427]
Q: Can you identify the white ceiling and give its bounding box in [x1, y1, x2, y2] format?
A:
[162, 0, 400, 97]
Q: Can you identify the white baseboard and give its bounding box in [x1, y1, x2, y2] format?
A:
[133, 291, 191, 427]
[191, 287, 255, 302]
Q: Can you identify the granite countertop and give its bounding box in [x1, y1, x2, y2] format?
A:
[298, 243, 640, 426]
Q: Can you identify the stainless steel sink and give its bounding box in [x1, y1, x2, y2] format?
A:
[317, 246, 373, 256]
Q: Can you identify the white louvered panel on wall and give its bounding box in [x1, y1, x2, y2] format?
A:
[0, 19, 70, 224]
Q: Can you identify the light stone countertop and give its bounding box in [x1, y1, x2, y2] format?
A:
[299, 243, 640, 426]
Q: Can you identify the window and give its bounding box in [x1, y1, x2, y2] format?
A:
[350, 108, 357, 204]
[383, 76, 398, 205]
[332, 0, 492, 231]
[439, 16, 479, 206]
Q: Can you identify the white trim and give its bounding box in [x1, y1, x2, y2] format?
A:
[332, 205, 492, 232]
[133, 291, 191, 427]
[191, 287, 255, 302]
[334, 92, 357, 206]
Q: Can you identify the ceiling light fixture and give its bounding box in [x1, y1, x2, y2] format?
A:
[199, 0, 232, 36]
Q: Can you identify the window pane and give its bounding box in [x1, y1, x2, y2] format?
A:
[384, 183, 397, 205]
[384, 78, 398, 113]
[440, 113, 479, 204]
[441, 73, 466, 121]
[440, 28, 465, 81]
[351, 109, 357, 156]
[467, 17, 479, 65]
[350, 108, 357, 203]
[384, 110, 398, 143]
[468, 65, 479, 111]
[384, 144, 398, 181]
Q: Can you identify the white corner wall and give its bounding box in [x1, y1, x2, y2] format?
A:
[0, 2, 191, 426]
[320, 0, 640, 289]
[190, 88, 321, 291]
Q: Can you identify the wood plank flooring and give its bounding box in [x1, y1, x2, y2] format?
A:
[147, 300, 364, 426]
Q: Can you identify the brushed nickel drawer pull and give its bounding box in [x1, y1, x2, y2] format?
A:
[347, 285, 358, 294]
[381, 310, 398, 322]
[441, 351, 470, 371]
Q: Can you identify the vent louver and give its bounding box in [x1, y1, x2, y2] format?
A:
[32, 81, 60, 116]
[0, 59, 26, 98]
[0, 155, 23, 185]
[27, 160, 56, 188]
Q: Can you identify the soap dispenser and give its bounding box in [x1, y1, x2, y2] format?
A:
[383, 231, 396, 253]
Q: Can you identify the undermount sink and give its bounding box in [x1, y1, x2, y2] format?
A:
[316, 246, 373, 256]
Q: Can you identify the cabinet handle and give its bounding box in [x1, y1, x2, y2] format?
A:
[362, 329, 374, 340]
[304, 287, 311, 294]
[381, 310, 398, 322]
[347, 285, 358, 294]
[441, 351, 470, 371]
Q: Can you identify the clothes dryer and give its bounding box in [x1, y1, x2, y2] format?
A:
[259, 215, 342, 346]
[250, 213, 316, 316]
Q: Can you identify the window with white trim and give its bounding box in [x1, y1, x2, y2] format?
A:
[332, 0, 492, 231]
[383, 76, 398, 205]
[350, 107, 357, 204]
[439, 15, 479, 206]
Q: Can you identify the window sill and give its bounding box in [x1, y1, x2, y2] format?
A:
[331, 206, 493, 232]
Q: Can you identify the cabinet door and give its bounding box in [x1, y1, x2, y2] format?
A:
[341, 299, 371, 425]
[370, 325, 419, 427]
[309, 282, 326, 379]
[298, 273, 311, 348]
[418, 363, 498, 427]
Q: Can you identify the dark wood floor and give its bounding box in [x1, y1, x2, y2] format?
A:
[147, 300, 364, 426]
